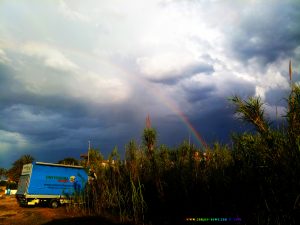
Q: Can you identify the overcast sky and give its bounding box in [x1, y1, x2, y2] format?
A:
[0, 0, 299, 168]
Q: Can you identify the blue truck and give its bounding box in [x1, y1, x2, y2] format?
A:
[16, 162, 88, 208]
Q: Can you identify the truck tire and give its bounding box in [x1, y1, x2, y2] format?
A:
[50, 200, 59, 208]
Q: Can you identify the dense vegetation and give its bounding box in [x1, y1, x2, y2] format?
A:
[3, 84, 299, 224]
[75, 84, 299, 225]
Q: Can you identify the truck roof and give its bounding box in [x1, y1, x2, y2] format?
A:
[35, 162, 84, 169]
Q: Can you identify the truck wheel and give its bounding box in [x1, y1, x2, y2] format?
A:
[50, 200, 59, 208]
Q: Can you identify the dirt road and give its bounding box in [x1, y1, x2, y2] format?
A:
[0, 195, 126, 225]
[0, 195, 77, 225]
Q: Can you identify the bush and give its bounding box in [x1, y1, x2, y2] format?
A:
[6, 181, 17, 190]
[0, 180, 7, 186]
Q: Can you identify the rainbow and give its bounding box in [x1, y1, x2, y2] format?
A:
[145, 83, 208, 150]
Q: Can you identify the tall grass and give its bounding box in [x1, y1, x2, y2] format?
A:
[68, 84, 300, 225]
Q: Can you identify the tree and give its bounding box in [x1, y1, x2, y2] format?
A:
[287, 84, 300, 144]
[143, 114, 157, 155]
[7, 154, 34, 183]
[0, 167, 7, 180]
[142, 128, 157, 154]
[125, 140, 141, 182]
[80, 149, 104, 170]
[230, 95, 269, 135]
[229, 80, 300, 224]
[125, 139, 138, 162]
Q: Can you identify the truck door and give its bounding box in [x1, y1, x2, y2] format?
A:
[16, 163, 33, 195]
[16, 175, 30, 195]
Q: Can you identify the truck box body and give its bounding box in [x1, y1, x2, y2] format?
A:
[16, 162, 88, 207]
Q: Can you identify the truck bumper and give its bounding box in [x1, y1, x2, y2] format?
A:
[16, 194, 71, 206]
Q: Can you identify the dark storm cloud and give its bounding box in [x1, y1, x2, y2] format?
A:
[188, 96, 253, 144]
[174, 77, 257, 145]
[0, 94, 142, 143]
[154, 114, 193, 147]
[0, 65, 25, 106]
[185, 85, 215, 103]
[229, 0, 300, 65]
[181, 75, 256, 105]
[265, 88, 290, 107]
[0, 62, 144, 168]
[151, 96, 250, 148]
[0, 99, 144, 168]
[0, 105, 63, 141]
[147, 62, 214, 84]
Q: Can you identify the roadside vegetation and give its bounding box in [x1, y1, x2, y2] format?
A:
[74, 82, 299, 225]
[3, 71, 300, 225]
